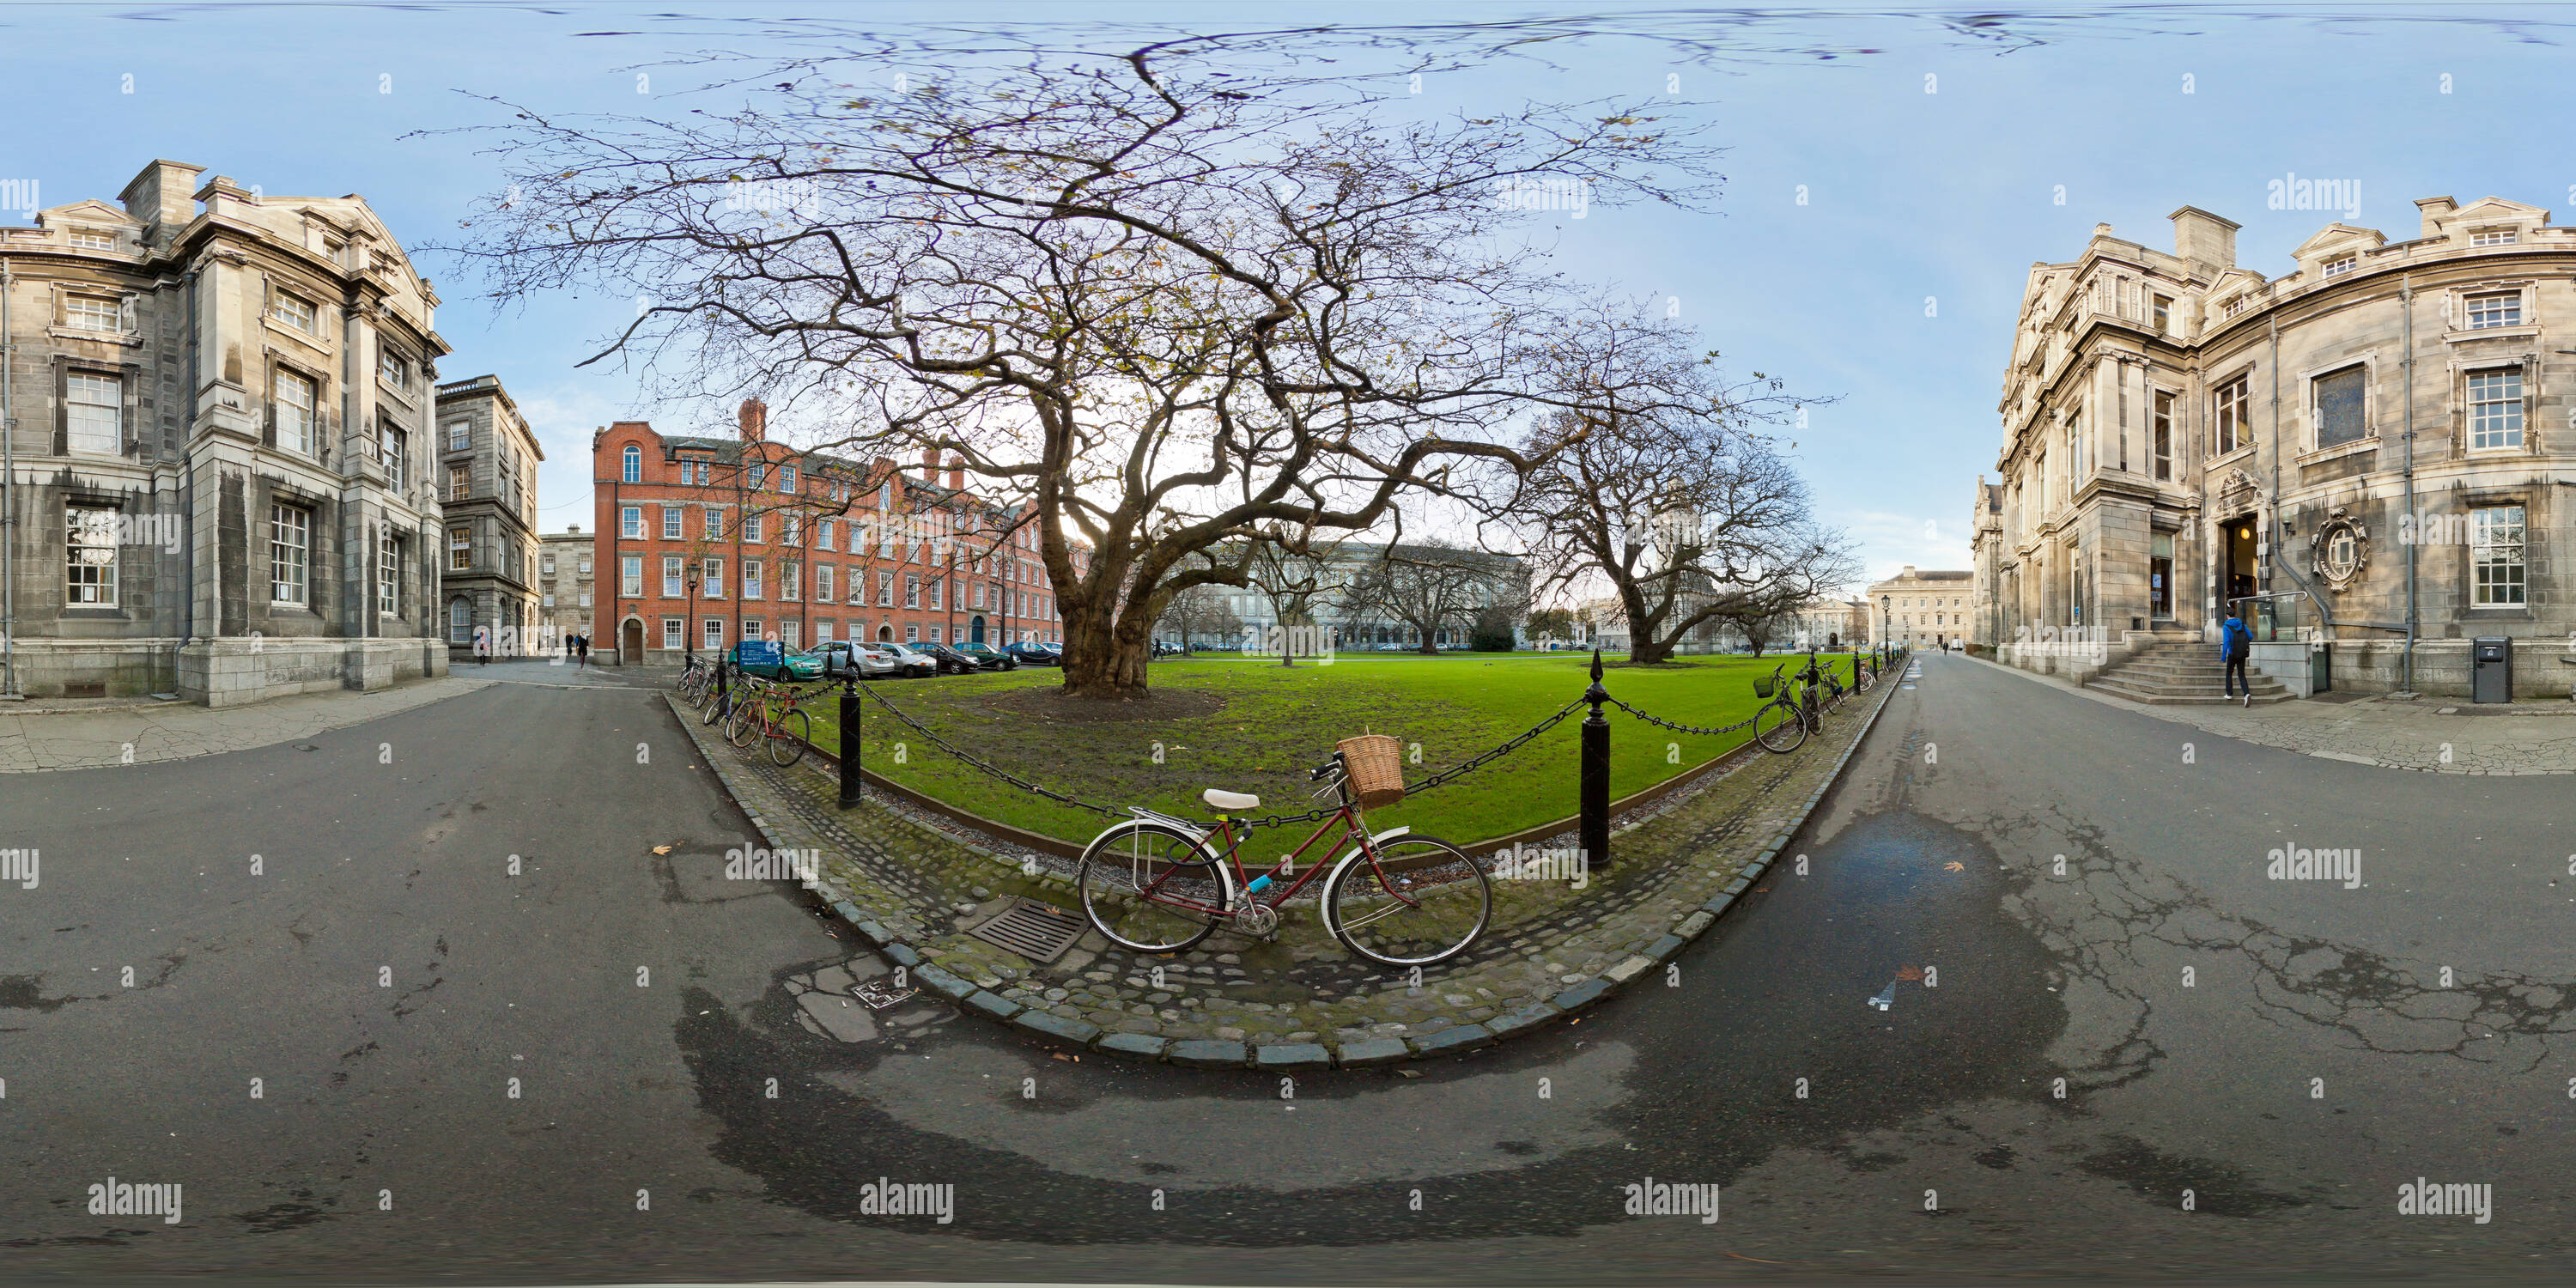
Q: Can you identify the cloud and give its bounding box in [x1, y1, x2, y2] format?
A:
[1837, 507, 1975, 584]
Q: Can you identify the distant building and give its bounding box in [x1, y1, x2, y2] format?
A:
[1868, 566, 1975, 648]
[0, 159, 447, 703]
[588, 403, 1089, 665]
[1206, 541, 1531, 652]
[537, 526, 592, 649]
[433, 374, 543, 657]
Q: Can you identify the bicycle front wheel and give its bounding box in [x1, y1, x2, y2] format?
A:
[1078, 821, 1227, 954]
[1753, 697, 1808, 753]
[1325, 834, 1492, 968]
[726, 697, 762, 747]
[767, 708, 811, 767]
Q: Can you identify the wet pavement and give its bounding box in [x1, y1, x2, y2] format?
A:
[1, 654, 2568, 1283]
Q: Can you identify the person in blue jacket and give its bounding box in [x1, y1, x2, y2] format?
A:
[2219, 611, 2253, 706]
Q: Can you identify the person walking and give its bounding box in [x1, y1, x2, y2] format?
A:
[574, 633, 590, 670]
[2220, 609, 2253, 707]
[472, 624, 491, 666]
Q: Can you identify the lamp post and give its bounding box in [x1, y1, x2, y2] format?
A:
[684, 563, 701, 665]
[1880, 594, 1892, 671]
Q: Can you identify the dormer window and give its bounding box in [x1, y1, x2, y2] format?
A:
[2322, 255, 2356, 279]
[2221, 295, 2251, 319]
[67, 229, 116, 251]
[2470, 227, 2518, 246]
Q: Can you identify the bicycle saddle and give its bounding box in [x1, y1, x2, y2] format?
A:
[1202, 788, 1261, 811]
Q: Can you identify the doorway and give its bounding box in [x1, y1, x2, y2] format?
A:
[970, 615, 987, 644]
[2149, 532, 2175, 621]
[2220, 516, 2258, 610]
[878, 624, 893, 642]
[621, 618, 644, 665]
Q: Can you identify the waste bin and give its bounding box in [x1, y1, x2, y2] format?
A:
[2472, 637, 2512, 703]
[2310, 641, 2331, 694]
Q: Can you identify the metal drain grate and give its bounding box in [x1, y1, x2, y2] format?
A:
[964, 897, 1088, 964]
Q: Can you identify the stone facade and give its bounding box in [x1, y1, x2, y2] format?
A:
[0, 160, 447, 704]
[537, 526, 593, 651]
[1972, 197, 2576, 699]
[1868, 567, 1974, 649]
[432, 375, 543, 658]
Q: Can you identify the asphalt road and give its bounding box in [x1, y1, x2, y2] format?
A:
[3, 654, 2570, 1284]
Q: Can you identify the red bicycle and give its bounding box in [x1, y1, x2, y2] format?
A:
[1074, 749, 1492, 967]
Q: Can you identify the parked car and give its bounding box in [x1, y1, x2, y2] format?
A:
[870, 641, 941, 678]
[1005, 641, 1060, 666]
[801, 641, 896, 680]
[728, 640, 824, 682]
[913, 642, 983, 676]
[951, 641, 1018, 671]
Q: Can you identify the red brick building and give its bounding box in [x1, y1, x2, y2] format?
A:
[588, 401, 1084, 665]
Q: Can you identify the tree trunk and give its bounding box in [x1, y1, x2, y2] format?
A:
[1059, 599, 1152, 698]
[1631, 636, 1676, 666]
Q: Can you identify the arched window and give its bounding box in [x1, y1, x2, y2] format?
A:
[447, 598, 471, 644]
[622, 445, 642, 483]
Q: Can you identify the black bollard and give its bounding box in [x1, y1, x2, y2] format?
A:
[1580, 648, 1611, 874]
[838, 671, 863, 809]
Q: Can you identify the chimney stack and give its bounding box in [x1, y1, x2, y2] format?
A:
[737, 398, 766, 442]
[118, 160, 205, 247]
[920, 447, 939, 483]
[2168, 206, 2240, 272]
[2415, 196, 2458, 240]
[948, 453, 964, 491]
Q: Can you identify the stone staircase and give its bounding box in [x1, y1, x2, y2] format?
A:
[2085, 641, 2295, 706]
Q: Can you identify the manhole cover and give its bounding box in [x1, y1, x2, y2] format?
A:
[965, 897, 1087, 964]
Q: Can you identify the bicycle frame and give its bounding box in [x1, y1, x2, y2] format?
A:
[1124, 796, 1388, 920]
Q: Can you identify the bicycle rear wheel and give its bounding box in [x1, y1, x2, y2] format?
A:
[766, 708, 811, 767]
[725, 695, 762, 747]
[1077, 821, 1226, 954]
[1325, 834, 1492, 968]
[1753, 696, 1807, 753]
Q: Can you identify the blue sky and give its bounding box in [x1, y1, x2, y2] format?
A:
[6, 2, 2573, 585]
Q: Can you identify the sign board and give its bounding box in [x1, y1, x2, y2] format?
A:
[732, 640, 782, 670]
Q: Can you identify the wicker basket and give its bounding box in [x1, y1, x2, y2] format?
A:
[1335, 733, 1406, 810]
[1753, 674, 1777, 699]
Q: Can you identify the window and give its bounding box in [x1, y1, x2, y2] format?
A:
[742, 619, 762, 640]
[448, 465, 469, 501]
[2066, 410, 2083, 481]
[378, 538, 401, 615]
[817, 621, 834, 643]
[784, 515, 800, 546]
[2221, 295, 2250, 320]
[66, 507, 118, 606]
[703, 557, 724, 598]
[927, 576, 941, 610]
[578, 590, 592, 608]
[381, 425, 408, 491]
[622, 445, 642, 483]
[2469, 368, 2524, 448]
[780, 621, 799, 650]
[270, 504, 311, 604]
[544, 553, 557, 575]
[271, 292, 317, 334]
[2215, 374, 2251, 455]
[744, 513, 763, 544]
[2150, 295, 2172, 331]
[578, 556, 592, 576]
[66, 295, 121, 331]
[782, 562, 799, 601]
[820, 519, 835, 549]
[622, 555, 642, 597]
[972, 582, 984, 610]
[274, 368, 317, 454]
[705, 507, 723, 539]
[929, 624, 943, 643]
[2314, 365, 2367, 449]
[544, 592, 556, 607]
[782, 464, 797, 492]
[748, 464, 766, 491]
[705, 618, 725, 649]
[849, 523, 864, 555]
[879, 570, 895, 606]
[379, 349, 410, 391]
[744, 559, 764, 600]
[621, 506, 644, 538]
[906, 575, 920, 609]
[450, 598, 473, 644]
[2470, 228, 2518, 246]
[68, 228, 116, 251]
[2321, 254, 2356, 279]
[2152, 390, 2174, 481]
[65, 371, 122, 454]
[663, 618, 683, 650]
[447, 420, 471, 452]
[905, 623, 919, 642]
[2471, 506, 2526, 606]
[2465, 290, 2520, 331]
[662, 507, 683, 539]
[449, 526, 473, 571]
[817, 565, 835, 603]
[663, 556, 683, 598]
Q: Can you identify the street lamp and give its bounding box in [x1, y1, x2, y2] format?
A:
[1880, 593, 1892, 665]
[684, 562, 701, 664]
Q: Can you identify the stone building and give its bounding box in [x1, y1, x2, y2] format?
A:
[433, 374, 542, 657]
[1971, 197, 2576, 698]
[0, 160, 447, 703]
[537, 526, 592, 650]
[1867, 567, 1975, 649]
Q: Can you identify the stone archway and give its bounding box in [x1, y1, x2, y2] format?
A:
[621, 617, 645, 665]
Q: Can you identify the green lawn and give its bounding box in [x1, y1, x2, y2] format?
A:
[797, 651, 1870, 861]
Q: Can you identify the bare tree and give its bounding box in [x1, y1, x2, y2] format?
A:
[1485, 309, 1857, 665]
[1154, 582, 1241, 653]
[1239, 532, 1350, 666]
[445, 40, 1716, 698]
[1342, 539, 1518, 654]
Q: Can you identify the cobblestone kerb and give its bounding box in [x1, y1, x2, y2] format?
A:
[665, 673, 1899, 1070]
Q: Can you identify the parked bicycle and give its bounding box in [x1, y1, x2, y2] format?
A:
[1074, 737, 1492, 968]
[677, 655, 715, 704]
[1752, 660, 1825, 754]
[726, 676, 818, 767]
